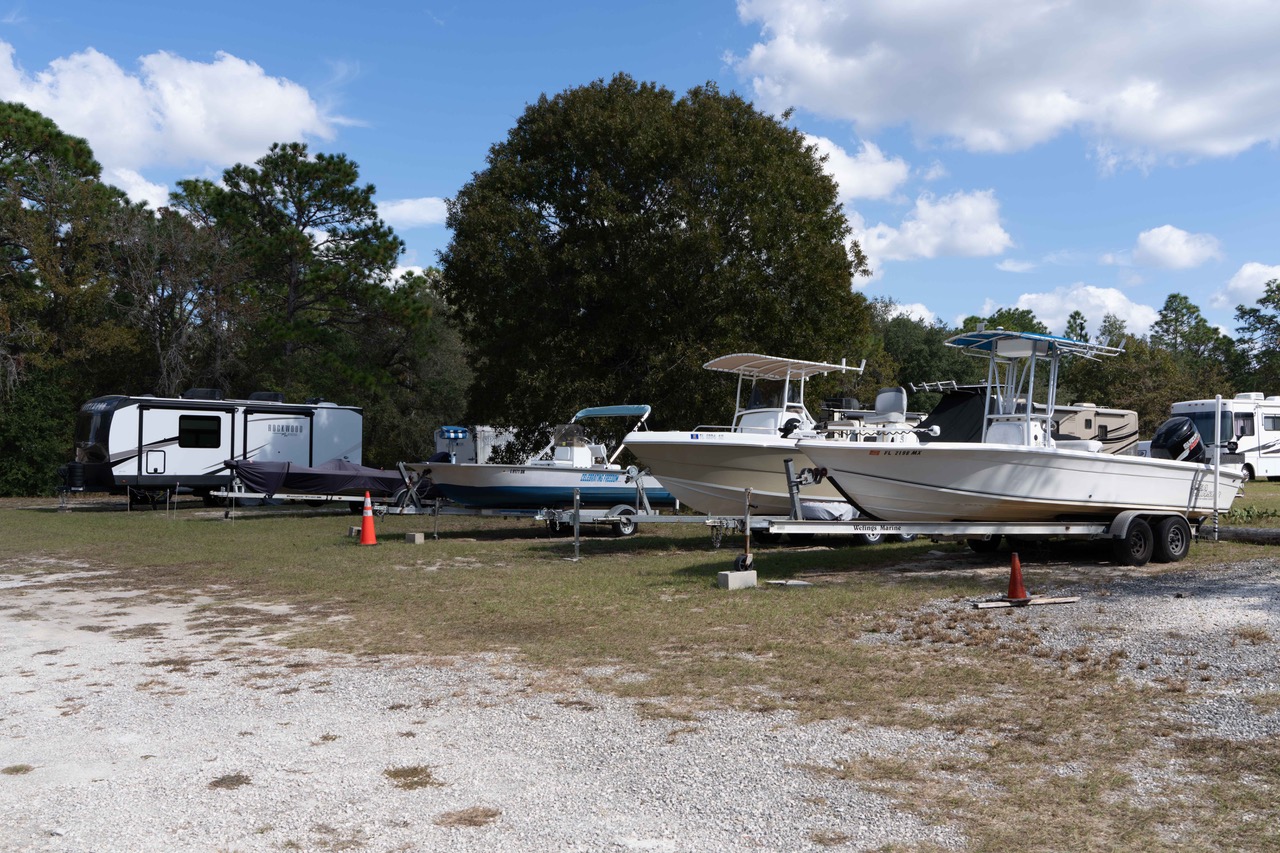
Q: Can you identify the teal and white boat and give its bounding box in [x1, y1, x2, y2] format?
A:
[424, 405, 675, 510]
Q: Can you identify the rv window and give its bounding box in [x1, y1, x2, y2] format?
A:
[179, 415, 222, 448]
[1266, 415, 1280, 432]
[1236, 413, 1256, 437]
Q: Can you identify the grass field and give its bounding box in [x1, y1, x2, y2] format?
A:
[3, 483, 1279, 852]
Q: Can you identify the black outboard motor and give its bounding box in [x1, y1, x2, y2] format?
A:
[1150, 416, 1206, 463]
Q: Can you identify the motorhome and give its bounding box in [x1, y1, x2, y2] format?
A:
[1168, 392, 1280, 481]
[64, 390, 363, 503]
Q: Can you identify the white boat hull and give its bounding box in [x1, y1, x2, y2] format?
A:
[625, 430, 848, 517]
[426, 462, 673, 510]
[796, 440, 1242, 522]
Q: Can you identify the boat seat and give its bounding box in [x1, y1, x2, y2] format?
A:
[554, 444, 593, 466]
[986, 416, 1049, 446]
[864, 387, 908, 425]
[737, 410, 785, 434]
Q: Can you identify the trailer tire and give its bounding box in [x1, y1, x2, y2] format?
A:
[966, 535, 1002, 553]
[1153, 516, 1191, 563]
[891, 533, 918, 543]
[1112, 518, 1154, 566]
[854, 532, 884, 545]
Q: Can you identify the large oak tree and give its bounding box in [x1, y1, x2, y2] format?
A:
[439, 74, 873, 446]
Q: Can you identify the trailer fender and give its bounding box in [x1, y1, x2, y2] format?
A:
[1107, 512, 1154, 566]
[608, 504, 638, 538]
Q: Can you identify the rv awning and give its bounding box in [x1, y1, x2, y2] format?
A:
[703, 353, 864, 380]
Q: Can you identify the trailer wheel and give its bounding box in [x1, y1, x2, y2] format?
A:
[611, 508, 637, 538]
[891, 533, 918, 543]
[854, 532, 884, 545]
[966, 535, 1002, 553]
[1153, 516, 1191, 563]
[753, 530, 782, 545]
[1112, 518, 1154, 566]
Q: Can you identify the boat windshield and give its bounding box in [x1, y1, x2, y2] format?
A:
[745, 378, 802, 410]
[552, 423, 589, 448]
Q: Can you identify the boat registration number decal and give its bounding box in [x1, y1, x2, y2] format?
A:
[869, 449, 922, 456]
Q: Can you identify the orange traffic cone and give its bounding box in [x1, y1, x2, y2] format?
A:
[1006, 552, 1030, 603]
[359, 491, 378, 545]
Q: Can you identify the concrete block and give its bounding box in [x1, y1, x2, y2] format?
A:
[405, 532, 425, 544]
[348, 526, 361, 537]
[717, 570, 758, 590]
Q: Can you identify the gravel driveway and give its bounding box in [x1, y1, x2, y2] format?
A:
[2, 556, 1277, 852]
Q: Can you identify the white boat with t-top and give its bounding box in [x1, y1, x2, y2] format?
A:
[423, 405, 675, 510]
[796, 330, 1243, 523]
[623, 353, 890, 518]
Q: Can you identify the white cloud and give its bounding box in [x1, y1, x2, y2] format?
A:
[734, 0, 1280, 160]
[883, 301, 938, 325]
[804, 135, 908, 202]
[378, 197, 448, 229]
[1132, 225, 1221, 269]
[919, 160, 947, 182]
[855, 189, 1012, 265]
[1213, 262, 1280, 308]
[392, 264, 427, 281]
[0, 40, 339, 203]
[105, 168, 170, 210]
[997, 259, 1035, 273]
[995, 283, 1160, 337]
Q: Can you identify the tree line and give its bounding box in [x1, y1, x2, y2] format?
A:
[0, 101, 467, 494]
[3, 75, 1279, 495]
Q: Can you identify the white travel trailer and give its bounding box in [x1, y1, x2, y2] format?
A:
[1168, 392, 1280, 481]
[65, 390, 363, 503]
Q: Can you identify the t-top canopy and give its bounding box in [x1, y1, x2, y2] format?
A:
[702, 353, 864, 381]
[570, 404, 652, 422]
[944, 330, 1124, 361]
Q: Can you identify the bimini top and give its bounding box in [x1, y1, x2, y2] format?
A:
[945, 329, 1124, 361]
[702, 353, 865, 381]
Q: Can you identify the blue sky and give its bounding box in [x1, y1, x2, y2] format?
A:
[4, 1, 1279, 340]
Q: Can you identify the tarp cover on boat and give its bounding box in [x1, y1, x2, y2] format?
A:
[225, 458, 407, 498]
